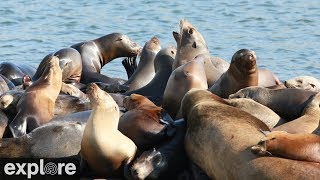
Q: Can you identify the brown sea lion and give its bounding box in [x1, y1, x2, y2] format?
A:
[80, 83, 137, 177]
[123, 36, 161, 91]
[251, 131, 320, 163]
[272, 92, 320, 133]
[172, 19, 227, 86]
[71, 33, 141, 84]
[162, 55, 208, 119]
[226, 98, 286, 129]
[182, 89, 320, 179]
[285, 75, 320, 92]
[0, 121, 85, 158]
[119, 94, 175, 150]
[130, 119, 187, 180]
[33, 47, 82, 83]
[229, 86, 317, 120]
[9, 56, 62, 137]
[209, 49, 258, 98]
[124, 46, 176, 105]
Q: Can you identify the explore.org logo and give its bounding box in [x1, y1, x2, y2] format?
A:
[3, 159, 77, 179]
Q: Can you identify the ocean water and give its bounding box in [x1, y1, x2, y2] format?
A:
[0, 0, 319, 81]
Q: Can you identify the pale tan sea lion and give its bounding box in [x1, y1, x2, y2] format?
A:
[80, 83, 137, 177]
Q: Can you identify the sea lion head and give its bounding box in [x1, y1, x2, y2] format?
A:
[251, 131, 287, 156]
[143, 36, 161, 54]
[111, 33, 142, 57]
[154, 46, 176, 73]
[229, 86, 264, 99]
[131, 148, 167, 180]
[231, 49, 257, 74]
[87, 83, 117, 109]
[179, 19, 208, 50]
[285, 76, 319, 91]
[123, 94, 154, 110]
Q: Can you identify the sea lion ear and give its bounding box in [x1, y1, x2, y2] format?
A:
[310, 83, 316, 88]
[259, 129, 270, 136]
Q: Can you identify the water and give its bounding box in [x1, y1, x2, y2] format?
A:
[0, 0, 319, 81]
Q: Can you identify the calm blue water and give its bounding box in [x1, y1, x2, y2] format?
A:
[0, 0, 319, 81]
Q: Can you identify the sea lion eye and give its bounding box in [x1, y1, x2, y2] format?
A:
[171, 50, 175, 55]
[116, 38, 123, 41]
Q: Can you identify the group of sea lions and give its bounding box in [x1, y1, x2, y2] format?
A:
[0, 18, 319, 179]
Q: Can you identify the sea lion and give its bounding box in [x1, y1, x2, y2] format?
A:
[33, 47, 82, 83]
[0, 121, 85, 158]
[71, 33, 141, 84]
[119, 94, 175, 150]
[9, 56, 62, 137]
[162, 55, 208, 119]
[172, 19, 227, 86]
[124, 46, 176, 105]
[229, 86, 317, 120]
[226, 98, 286, 129]
[272, 92, 320, 133]
[130, 119, 187, 180]
[80, 83, 137, 177]
[251, 131, 320, 163]
[209, 49, 258, 98]
[123, 36, 161, 91]
[182, 89, 320, 179]
[285, 75, 320, 92]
